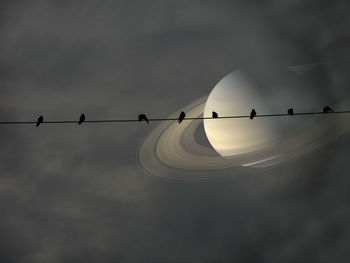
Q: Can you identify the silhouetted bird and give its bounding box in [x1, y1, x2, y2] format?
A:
[36, 115, 43, 127]
[250, 109, 256, 120]
[288, 108, 294, 116]
[177, 111, 185, 123]
[212, 111, 218, 118]
[138, 114, 149, 124]
[78, 114, 85, 125]
[323, 106, 333, 113]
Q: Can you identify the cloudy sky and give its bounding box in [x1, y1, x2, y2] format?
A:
[1, 0, 350, 262]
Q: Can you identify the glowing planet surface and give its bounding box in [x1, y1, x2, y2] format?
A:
[203, 71, 277, 158]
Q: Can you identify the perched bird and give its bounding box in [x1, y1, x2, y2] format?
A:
[323, 106, 333, 113]
[288, 108, 294, 116]
[250, 109, 256, 120]
[36, 115, 44, 127]
[212, 111, 218, 118]
[138, 114, 149, 124]
[177, 111, 186, 123]
[78, 113, 86, 125]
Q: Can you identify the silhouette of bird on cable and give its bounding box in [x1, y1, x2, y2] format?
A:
[288, 108, 294, 116]
[250, 109, 256, 120]
[323, 106, 333, 113]
[177, 111, 185, 123]
[138, 114, 149, 124]
[78, 114, 85, 125]
[36, 115, 43, 127]
[212, 111, 218, 118]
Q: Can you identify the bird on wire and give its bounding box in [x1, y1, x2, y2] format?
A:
[78, 113, 86, 125]
[323, 106, 333, 113]
[36, 115, 44, 127]
[138, 114, 149, 124]
[250, 109, 256, 120]
[177, 111, 186, 124]
[3, 106, 350, 127]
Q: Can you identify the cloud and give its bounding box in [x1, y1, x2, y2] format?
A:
[1, 0, 350, 262]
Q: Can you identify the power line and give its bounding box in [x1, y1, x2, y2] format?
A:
[1, 110, 350, 125]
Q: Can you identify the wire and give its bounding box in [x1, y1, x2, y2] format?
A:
[0, 110, 350, 125]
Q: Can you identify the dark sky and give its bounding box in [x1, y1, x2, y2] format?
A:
[1, 1, 350, 262]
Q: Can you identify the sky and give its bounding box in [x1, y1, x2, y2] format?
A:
[1, 0, 350, 262]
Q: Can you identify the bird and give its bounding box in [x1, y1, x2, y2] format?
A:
[78, 113, 85, 125]
[323, 106, 333, 113]
[212, 111, 218, 118]
[36, 115, 43, 127]
[177, 111, 185, 123]
[250, 109, 256, 120]
[288, 108, 294, 116]
[138, 114, 149, 124]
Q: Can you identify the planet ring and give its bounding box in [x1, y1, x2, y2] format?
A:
[138, 95, 350, 182]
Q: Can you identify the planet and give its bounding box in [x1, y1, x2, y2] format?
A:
[203, 70, 277, 158]
[138, 70, 350, 182]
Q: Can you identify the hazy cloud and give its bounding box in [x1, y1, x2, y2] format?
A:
[1, 0, 350, 262]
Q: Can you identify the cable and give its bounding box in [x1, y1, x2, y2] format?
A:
[0, 110, 350, 125]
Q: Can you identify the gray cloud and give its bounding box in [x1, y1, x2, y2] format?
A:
[1, 0, 350, 262]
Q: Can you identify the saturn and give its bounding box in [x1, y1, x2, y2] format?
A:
[138, 70, 350, 182]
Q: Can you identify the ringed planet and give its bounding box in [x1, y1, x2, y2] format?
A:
[138, 70, 350, 182]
